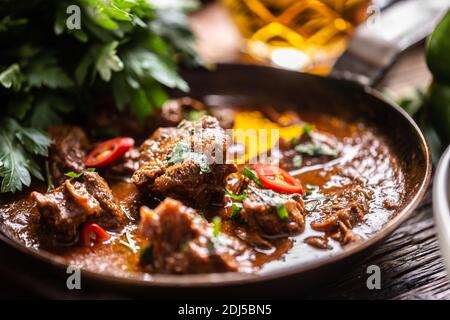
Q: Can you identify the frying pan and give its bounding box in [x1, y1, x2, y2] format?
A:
[0, 63, 431, 297]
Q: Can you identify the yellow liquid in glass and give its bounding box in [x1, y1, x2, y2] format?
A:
[223, 0, 371, 74]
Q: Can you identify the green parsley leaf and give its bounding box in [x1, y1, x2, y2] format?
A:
[64, 171, 83, 179]
[123, 48, 188, 91]
[27, 57, 74, 89]
[224, 188, 248, 201]
[45, 160, 54, 192]
[295, 142, 338, 157]
[167, 142, 210, 174]
[119, 230, 138, 253]
[230, 203, 243, 219]
[213, 216, 222, 238]
[292, 155, 303, 167]
[303, 123, 314, 136]
[276, 205, 289, 220]
[0, 64, 23, 91]
[243, 167, 263, 186]
[0, 118, 48, 193]
[184, 109, 207, 121]
[95, 41, 124, 82]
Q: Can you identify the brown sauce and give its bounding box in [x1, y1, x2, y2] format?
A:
[0, 108, 405, 278]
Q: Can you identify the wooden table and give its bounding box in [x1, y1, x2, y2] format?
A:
[190, 3, 449, 300]
[1, 2, 447, 300]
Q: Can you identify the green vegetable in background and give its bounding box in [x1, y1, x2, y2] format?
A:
[428, 81, 450, 145]
[0, 0, 201, 193]
[426, 10, 450, 145]
[426, 11, 450, 85]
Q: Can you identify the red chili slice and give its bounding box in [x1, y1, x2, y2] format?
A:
[85, 137, 134, 168]
[254, 164, 303, 194]
[81, 222, 110, 248]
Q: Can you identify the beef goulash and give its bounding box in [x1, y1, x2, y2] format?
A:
[0, 98, 405, 276]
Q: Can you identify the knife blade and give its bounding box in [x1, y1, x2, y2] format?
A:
[332, 0, 450, 86]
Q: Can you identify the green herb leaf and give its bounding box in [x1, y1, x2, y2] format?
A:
[0, 64, 23, 91]
[292, 155, 303, 167]
[230, 203, 243, 219]
[213, 216, 221, 238]
[119, 230, 138, 253]
[16, 127, 53, 157]
[29, 96, 74, 130]
[184, 109, 207, 121]
[224, 188, 248, 201]
[95, 41, 124, 82]
[167, 142, 211, 174]
[0, 118, 48, 193]
[64, 171, 83, 179]
[27, 57, 74, 89]
[303, 123, 314, 136]
[123, 48, 188, 91]
[243, 167, 263, 186]
[45, 160, 54, 192]
[276, 205, 289, 220]
[295, 142, 338, 157]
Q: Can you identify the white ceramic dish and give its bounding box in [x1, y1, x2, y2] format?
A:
[434, 145, 450, 277]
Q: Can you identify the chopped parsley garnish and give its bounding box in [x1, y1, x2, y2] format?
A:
[276, 205, 289, 220]
[64, 168, 96, 179]
[230, 203, 243, 219]
[184, 109, 207, 121]
[292, 155, 303, 167]
[45, 160, 54, 192]
[243, 167, 263, 186]
[303, 123, 314, 136]
[213, 216, 222, 238]
[224, 188, 248, 201]
[167, 142, 211, 174]
[119, 230, 138, 254]
[64, 171, 83, 179]
[295, 142, 338, 157]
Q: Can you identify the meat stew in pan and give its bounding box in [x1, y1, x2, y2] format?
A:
[0, 97, 405, 276]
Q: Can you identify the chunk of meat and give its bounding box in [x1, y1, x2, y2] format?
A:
[241, 185, 305, 237]
[304, 236, 331, 250]
[132, 116, 237, 207]
[225, 176, 306, 238]
[209, 107, 236, 129]
[160, 97, 207, 126]
[31, 172, 126, 243]
[48, 126, 89, 185]
[139, 198, 252, 274]
[310, 185, 371, 245]
[101, 148, 140, 180]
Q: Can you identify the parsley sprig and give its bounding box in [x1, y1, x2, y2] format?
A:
[0, 0, 201, 193]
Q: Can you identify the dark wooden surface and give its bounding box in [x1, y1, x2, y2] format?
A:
[0, 2, 448, 300]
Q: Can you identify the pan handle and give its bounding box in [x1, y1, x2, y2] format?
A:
[331, 0, 450, 87]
